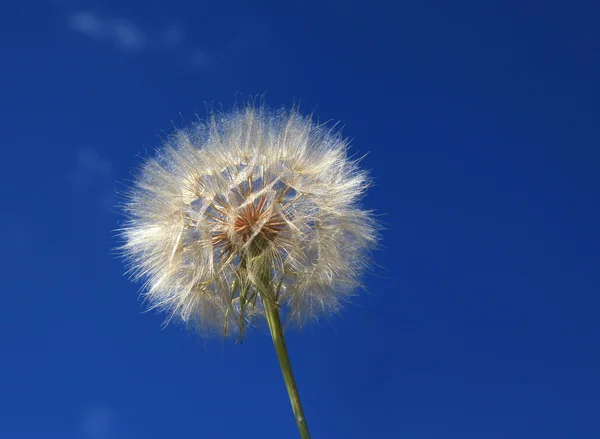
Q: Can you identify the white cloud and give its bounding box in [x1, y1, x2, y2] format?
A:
[109, 19, 147, 51]
[70, 146, 112, 189]
[80, 406, 119, 439]
[68, 11, 212, 69]
[69, 147, 116, 213]
[69, 11, 146, 51]
[159, 24, 185, 49]
[187, 48, 213, 70]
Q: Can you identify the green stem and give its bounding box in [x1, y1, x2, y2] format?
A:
[263, 296, 311, 439]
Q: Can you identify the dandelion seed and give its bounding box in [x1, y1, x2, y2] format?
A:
[119, 103, 378, 438]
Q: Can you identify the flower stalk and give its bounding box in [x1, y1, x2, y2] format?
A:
[263, 291, 311, 439]
[252, 252, 310, 438]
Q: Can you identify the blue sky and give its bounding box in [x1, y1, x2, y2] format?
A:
[1, 1, 599, 438]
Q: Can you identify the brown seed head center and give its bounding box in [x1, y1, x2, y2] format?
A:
[234, 194, 284, 242]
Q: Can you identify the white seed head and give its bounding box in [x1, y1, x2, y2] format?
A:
[120, 105, 377, 337]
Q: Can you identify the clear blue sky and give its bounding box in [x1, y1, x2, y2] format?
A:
[1, 1, 599, 438]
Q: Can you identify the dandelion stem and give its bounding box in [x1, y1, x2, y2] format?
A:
[263, 295, 311, 439]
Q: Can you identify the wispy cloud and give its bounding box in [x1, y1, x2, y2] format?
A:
[69, 146, 116, 213]
[159, 24, 185, 49]
[70, 146, 112, 189]
[187, 48, 213, 69]
[69, 11, 146, 51]
[80, 406, 119, 439]
[68, 11, 211, 69]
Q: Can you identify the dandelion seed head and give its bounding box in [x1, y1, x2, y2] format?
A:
[120, 104, 377, 337]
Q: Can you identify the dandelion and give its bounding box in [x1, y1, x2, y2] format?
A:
[120, 104, 377, 438]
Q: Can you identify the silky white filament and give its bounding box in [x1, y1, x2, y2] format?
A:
[120, 105, 377, 337]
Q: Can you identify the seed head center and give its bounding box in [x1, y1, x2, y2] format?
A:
[234, 194, 284, 242]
